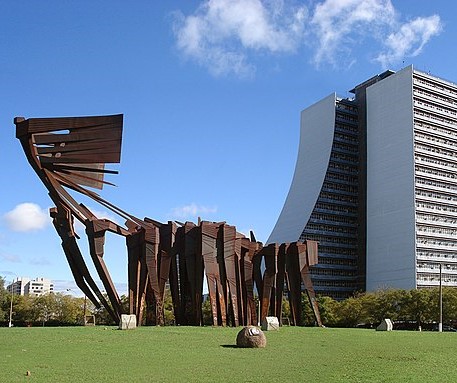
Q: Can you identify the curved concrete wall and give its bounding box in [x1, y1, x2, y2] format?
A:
[268, 93, 336, 244]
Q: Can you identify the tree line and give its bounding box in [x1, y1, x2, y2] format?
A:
[301, 288, 457, 329]
[1, 277, 456, 328]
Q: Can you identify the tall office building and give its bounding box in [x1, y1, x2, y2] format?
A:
[268, 92, 362, 300]
[269, 65, 457, 299]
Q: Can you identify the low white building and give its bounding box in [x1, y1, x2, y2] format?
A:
[7, 277, 54, 296]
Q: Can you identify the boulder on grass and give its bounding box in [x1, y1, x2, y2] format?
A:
[236, 326, 266, 348]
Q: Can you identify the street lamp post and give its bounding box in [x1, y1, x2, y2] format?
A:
[8, 284, 14, 328]
[2, 273, 18, 327]
[439, 263, 443, 333]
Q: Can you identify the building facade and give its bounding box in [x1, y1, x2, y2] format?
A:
[7, 277, 53, 297]
[269, 65, 457, 298]
[6, 277, 31, 296]
[366, 66, 457, 291]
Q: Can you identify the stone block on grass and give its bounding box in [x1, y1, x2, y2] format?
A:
[119, 314, 137, 330]
[261, 316, 280, 331]
[376, 318, 393, 331]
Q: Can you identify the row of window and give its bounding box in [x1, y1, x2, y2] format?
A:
[325, 171, 358, 185]
[415, 120, 457, 139]
[414, 109, 457, 128]
[319, 191, 358, 204]
[417, 213, 457, 225]
[414, 75, 457, 98]
[327, 162, 358, 174]
[319, 246, 358, 257]
[417, 274, 457, 283]
[415, 165, 457, 182]
[309, 212, 357, 225]
[418, 263, 457, 271]
[416, 201, 457, 214]
[336, 100, 358, 113]
[312, 268, 356, 277]
[416, 225, 457, 236]
[323, 181, 358, 194]
[415, 176, 457, 192]
[415, 132, 457, 150]
[415, 156, 457, 172]
[333, 142, 358, 153]
[314, 202, 358, 215]
[318, 258, 357, 267]
[415, 189, 457, 203]
[313, 280, 356, 288]
[335, 123, 359, 135]
[417, 250, 457, 260]
[330, 151, 359, 165]
[336, 113, 357, 123]
[334, 132, 358, 144]
[414, 87, 457, 107]
[306, 223, 357, 236]
[417, 237, 457, 248]
[301, 233, 358, 246]
[415, 142, 457, 160]
[414, 99, 457, 118]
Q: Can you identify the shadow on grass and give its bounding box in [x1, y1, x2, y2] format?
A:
[221, 344, 239, 348]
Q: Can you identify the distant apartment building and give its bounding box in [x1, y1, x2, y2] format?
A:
[7, 277, 54, 296]
[6, 277, 30, 296]
[269, 65, 457, 299]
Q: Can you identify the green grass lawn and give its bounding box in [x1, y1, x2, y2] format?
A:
[0, 326, 455, 382]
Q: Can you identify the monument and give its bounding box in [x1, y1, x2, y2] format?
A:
[15, 114, 322, 327]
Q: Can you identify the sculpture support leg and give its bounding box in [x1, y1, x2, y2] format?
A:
[275, 244, 287, 324]
[144, 225, 164, 325]
[201, 225, 221, 326]
[86, 220, 121, 322]
[286, 245, 302, 326]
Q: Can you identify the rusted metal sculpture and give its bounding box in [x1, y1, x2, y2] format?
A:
[15, 114, 322, 327]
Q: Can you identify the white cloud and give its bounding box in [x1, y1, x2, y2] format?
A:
[170, 203, 217, 220]
[172, 0, 443, 75]
[3, 203, 50, 232]
[310, 0, 395, 66]
[376, 15, 442, 68]
[173, 0, 308, 77]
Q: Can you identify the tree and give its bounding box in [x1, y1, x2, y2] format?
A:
[0, 277, 7, 322]
[31, 294, 57, 326]
[442, 287, 457, 325]
[316, 296, 340, 327]
[402, 288, 434, 329]
[52, 293, 85, 324]
[301, 293, 317, 326]
[281, 296, 291, 325]
[12, 295, 35, 324]
[334, 296, 365, 327]
[371, 289, 405, 323]
[201, 297, 212, 325]
[163, 289, 175, 325]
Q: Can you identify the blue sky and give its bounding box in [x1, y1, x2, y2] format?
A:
[0, 0, 454, 294]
